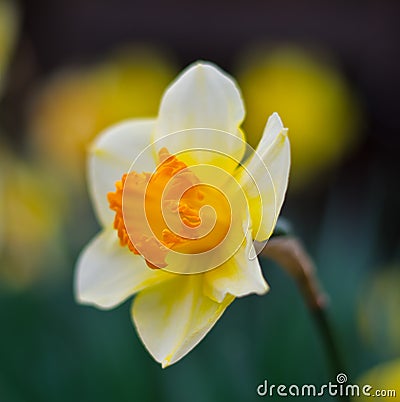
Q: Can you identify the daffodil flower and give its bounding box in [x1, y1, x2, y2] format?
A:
[75, 61, 290, 367]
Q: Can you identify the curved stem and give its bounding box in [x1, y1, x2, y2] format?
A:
[261, 237, 350, 402]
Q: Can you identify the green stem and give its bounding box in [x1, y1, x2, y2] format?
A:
[311, 308, 349, 402]
[261, 237, 350, 402]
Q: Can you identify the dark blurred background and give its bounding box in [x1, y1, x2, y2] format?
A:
[0, 1, 399, 401]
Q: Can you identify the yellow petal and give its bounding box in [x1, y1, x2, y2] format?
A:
[204, 228, 269, 302]
[132, 275, 234, 367]
[238, 113, 290, 241]
[75, 230, 170, 309]
[88, 119, 156, 227]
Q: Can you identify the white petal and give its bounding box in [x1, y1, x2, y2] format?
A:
[154, 62, 246, 165]
[204, 229, 269, 303]
[88, 119, 156, 227]
[132, 275, 234, 367]
[239, 113, 290, 241]
[154, 63, 246, 172]
[75, 230, 170, 310]
[258, 112, 287, 149]
[253, 113, 290, 214]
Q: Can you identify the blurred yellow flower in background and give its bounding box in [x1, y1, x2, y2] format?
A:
[28, 49, 176, 185]
[0, 143, 66, 289]
[0, 0, 19, 97]
[357, 359, 400, 401]
[358, 267, 400, 357]
[237, 46, 360, 187]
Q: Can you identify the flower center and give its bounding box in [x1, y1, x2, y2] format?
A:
[108, 148, 231, 269]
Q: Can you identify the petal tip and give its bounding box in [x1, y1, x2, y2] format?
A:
[260, 281, 270, 295]
[161, 359, 170, 369]
[184, 60, 232, 81]
[269, 112, 286, 130]
[190, 60, 217, 70]
[74, 287, 115, 310]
